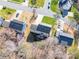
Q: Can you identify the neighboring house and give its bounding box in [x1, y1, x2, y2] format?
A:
[9, 20, 26, 33]
[1, 19, 26, 33]
[59, 0, 73, 17]
[56, 31, 74, 46]
[27, 23, 52, 42]
[31, 23, 52, 36]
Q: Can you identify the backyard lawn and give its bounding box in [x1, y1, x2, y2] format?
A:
[8, 0, 24, 3]
[0, 7, 16, 20]
[42, 16, 56, 25]
[51, 0, 59, 12]
[29, 0, 45, 8]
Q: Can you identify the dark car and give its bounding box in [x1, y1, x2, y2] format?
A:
[48, 2, 50, 9]
[48, 6, 50, 9]
[16, 13, 19, 18]
[48, 2, 50, 4]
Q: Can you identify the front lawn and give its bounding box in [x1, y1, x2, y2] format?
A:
[71, 6, 77, 13]
[8, 0, 24, 3]
[0, 7, 16, 20]
[51, 0, 59, 12]
[42, 16, 56, 25]
[29, 0, 45, 8]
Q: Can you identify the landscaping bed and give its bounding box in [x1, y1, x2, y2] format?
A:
[29, 0, 45, 8]
[0, 7, 16, 20]
[8, 0, 24, 4]
[51, 0, 59, 12]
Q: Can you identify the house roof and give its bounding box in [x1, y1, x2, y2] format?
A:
[58, 35, 73, 46]
[59, 0, 72, 10]
[30, 24, 52, 41]
[59, 0, 68, 7]
[57, 32, 74, 46]
[9, 20, 26, 33]
[37, 24, 51, 34]
[31, 23, 52, 34]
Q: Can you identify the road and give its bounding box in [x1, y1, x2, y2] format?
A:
[0, 1, 56, 18]
[0, 1, 77, 30]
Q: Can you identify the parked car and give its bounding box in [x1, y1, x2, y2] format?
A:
[48, 2, 50, 9]
[16, 13, 20, 18]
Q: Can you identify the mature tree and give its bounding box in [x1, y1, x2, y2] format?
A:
[74, 11, 79, 24]
[31, 0, 36, 6]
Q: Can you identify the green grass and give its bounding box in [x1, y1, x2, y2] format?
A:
[75, 50, 79, 59]
[42, 16, 56, 25]
[29, 0, 45, 8]
[71, 3, 79, 23]
[71, 3, 78, 13]
[71, 6, 77, 13]
[8, 0, 24, 3]
[51, 0, 59, 12]
[0, 7, 16, 20]
[70, 3, 79, 24]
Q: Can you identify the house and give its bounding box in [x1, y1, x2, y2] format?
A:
[9, 20, 26, 33]
[27, 23, 52, 42]
[57, 31, 74, 46]
[31, 23, 52, 36]
[59, 0, 73, 17]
